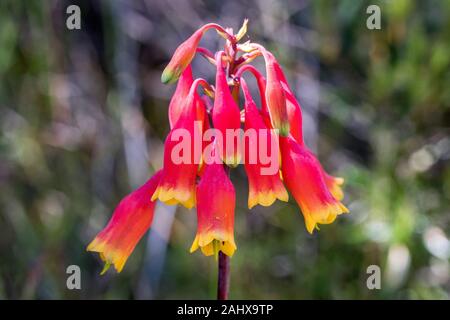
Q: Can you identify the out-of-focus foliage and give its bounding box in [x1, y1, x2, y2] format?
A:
[0, 0, 449, 299]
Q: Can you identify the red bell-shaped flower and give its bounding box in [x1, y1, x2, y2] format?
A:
[152, 81, 204, 209]
[241, 79, 288, 209]
[87, 170, 162, 273]
[280, 136, 348, 233]
[272, 62, 344, 201]
[190, 144, 237, 257]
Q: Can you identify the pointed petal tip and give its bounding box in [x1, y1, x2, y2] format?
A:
[341, 203, 350, 214]
[189, 242, 198, 254]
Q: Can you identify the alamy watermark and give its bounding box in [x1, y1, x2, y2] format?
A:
[366, 5, 381, 30]
[66, 265, 81, 290]
[66, 5, 81, 30]
[366, 265, 381, 290]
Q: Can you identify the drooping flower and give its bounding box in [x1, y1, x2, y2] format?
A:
[190, 144, 236, 257]
[212, 51, 242, 167]
[151, 80, 204, 209]
[280, 136, 348, 233]
[283, 86, 344, 201]
[241, 79, 288, 209]
[271, 61, 345, 201]
[285, 95, 344, 201]
[260, 50, 290, 136]
[87, 170, 162, 274]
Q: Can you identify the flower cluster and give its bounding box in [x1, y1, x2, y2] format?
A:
[87, 21, 348, 274]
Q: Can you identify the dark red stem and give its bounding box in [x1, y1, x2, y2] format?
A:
[217, 251, 230, 300]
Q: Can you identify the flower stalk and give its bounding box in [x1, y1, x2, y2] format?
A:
[217, 251, 230, 300]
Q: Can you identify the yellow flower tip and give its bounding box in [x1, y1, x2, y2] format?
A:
[87, 238, 128, 274]
[340, 203, 350, 214]
[181, 194, 196, 209]
[164, 198, 179, 206]
[190, 236, 199, 253]
[248, 192, 274, 208]
[303, 200, 349, 233]
[152, 186, 196, 209]
[248, 197, 257, 210]
[200, 244, 214, 256]
[331, 187, 344, 201]
[328, 180, 345, 201]
[221, 240, 237, 257]
[89, 249, 123, 275]
[86, 239, 98, 252]
[191, 237, 236, 258]
[306, 221, 323, 234]
[278, 188, 289, 203]
[248, 188, 289, 209]
[248, 193, 274, 209]
[305, 217, 317, 234]
[325, 175, 345, 200]
[258, 192, 277, 207]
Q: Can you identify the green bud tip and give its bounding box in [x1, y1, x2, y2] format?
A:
[279, 122, 291, 137]
[161, 68, 174, 84]
[100, 262, 112, 275]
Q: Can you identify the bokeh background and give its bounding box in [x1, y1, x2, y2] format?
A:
[0, 0, 449, 299]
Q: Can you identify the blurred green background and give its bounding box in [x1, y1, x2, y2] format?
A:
[0, 0, 449, 299]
